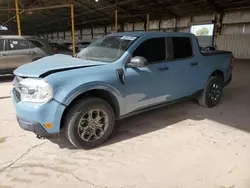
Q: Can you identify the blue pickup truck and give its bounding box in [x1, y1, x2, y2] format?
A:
[11, 32, 234, 148]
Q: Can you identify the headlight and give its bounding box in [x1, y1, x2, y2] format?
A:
[19, 78, 53, 103]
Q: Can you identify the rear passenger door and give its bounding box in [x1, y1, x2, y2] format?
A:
[168, 37, 199, 96]
[4, 39, 33, 69]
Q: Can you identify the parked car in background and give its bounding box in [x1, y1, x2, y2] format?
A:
[63, 42, 72, 51]
[55, 42, 72, 55]
[77, 42, 90, 52]
[69, 41, 90, 52]
[0, 35, 53, 74]
[11, 32, 234, 149]
[49, 42, 59, 54]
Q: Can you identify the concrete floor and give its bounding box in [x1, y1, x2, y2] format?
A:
[0, 60, 250, 188]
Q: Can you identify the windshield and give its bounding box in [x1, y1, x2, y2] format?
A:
[77, 36, 137, 62]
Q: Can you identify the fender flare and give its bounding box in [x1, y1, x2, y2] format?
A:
[62, 82, 123, 107]
[208, 69, 226, 82]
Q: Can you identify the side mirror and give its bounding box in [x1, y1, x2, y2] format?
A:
[127, 56, 148, 68]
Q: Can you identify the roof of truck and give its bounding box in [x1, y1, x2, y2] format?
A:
[110, 31, 195, 37]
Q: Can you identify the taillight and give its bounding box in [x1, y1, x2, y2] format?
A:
[230, 56, 235, 69]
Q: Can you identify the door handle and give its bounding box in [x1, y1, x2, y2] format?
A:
[190, 62, 198, 66]
[158, 66, 169, 71]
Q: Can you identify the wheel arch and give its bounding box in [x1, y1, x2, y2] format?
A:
[210, 70, 225, 81]
[60, 88, 121, 130]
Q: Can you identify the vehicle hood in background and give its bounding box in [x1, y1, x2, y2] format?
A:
[14, 54, 107, 78]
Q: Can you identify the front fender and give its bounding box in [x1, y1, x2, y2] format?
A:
[58, 82, 126, 116]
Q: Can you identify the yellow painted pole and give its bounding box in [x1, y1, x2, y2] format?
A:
[146, 14, 149, 31]
[14, 0, 21, 36]
[71, 4, 76, 56]
[115, 9, 118, 33]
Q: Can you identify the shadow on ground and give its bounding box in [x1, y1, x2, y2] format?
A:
[48, 79, 250, 150]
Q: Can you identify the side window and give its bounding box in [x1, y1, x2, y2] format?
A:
[0, 39, 4, 51]
[172, 37, 193, 59]
[133, 38, 166, 63]
[29, 40, 44, 48]
[8, 39, 30, 50]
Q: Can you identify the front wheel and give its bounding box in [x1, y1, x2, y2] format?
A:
[198, 76, 223, 108]
[64, 98, 115, 149]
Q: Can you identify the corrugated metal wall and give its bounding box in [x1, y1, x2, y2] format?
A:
[217, 34, 250, 59]
[41, 9, 250, 60]
[216, 10, 250, 59]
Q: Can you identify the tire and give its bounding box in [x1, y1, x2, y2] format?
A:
[64, 98, 115, 149]
[198, 76, 224, 108]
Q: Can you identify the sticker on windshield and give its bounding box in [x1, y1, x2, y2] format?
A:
[120, 36, 137, 41]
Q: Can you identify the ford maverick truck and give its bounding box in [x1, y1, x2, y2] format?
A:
[11, 32, 234, 148]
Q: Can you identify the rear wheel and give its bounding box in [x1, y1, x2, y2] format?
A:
[198, 76, 223, 108]
[64, 98, 115, 149]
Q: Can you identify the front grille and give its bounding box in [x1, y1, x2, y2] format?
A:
[13, 76, 24, 102]
[13, 88, 21, 102]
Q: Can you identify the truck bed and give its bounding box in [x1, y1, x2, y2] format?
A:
[201, 50, 232, 56]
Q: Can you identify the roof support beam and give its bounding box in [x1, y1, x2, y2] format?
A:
[206, 0, 222, 12]
[40, 1, 71, 19]
[24, 4, 71, 11]
[0, 4, 71, 11]
[22, 0, 138, 31]
[151, 0, 178, 18]
[74, 0, 112, 19]
[101, 0, 145, 22]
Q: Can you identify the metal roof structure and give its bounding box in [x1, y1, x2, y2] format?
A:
[0, 35, 39, 39]
[1, 0, 250, 34]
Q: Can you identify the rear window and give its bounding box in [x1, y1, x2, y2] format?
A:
[29, 40, 44, 48]
[172, 37, 193, 59]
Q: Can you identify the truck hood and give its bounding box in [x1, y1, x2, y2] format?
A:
[14, 54, 107, 78]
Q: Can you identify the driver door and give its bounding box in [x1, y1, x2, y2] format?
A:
[124, 37, 179, 113]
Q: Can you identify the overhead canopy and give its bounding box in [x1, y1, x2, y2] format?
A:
[0, 0, 250, 34]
